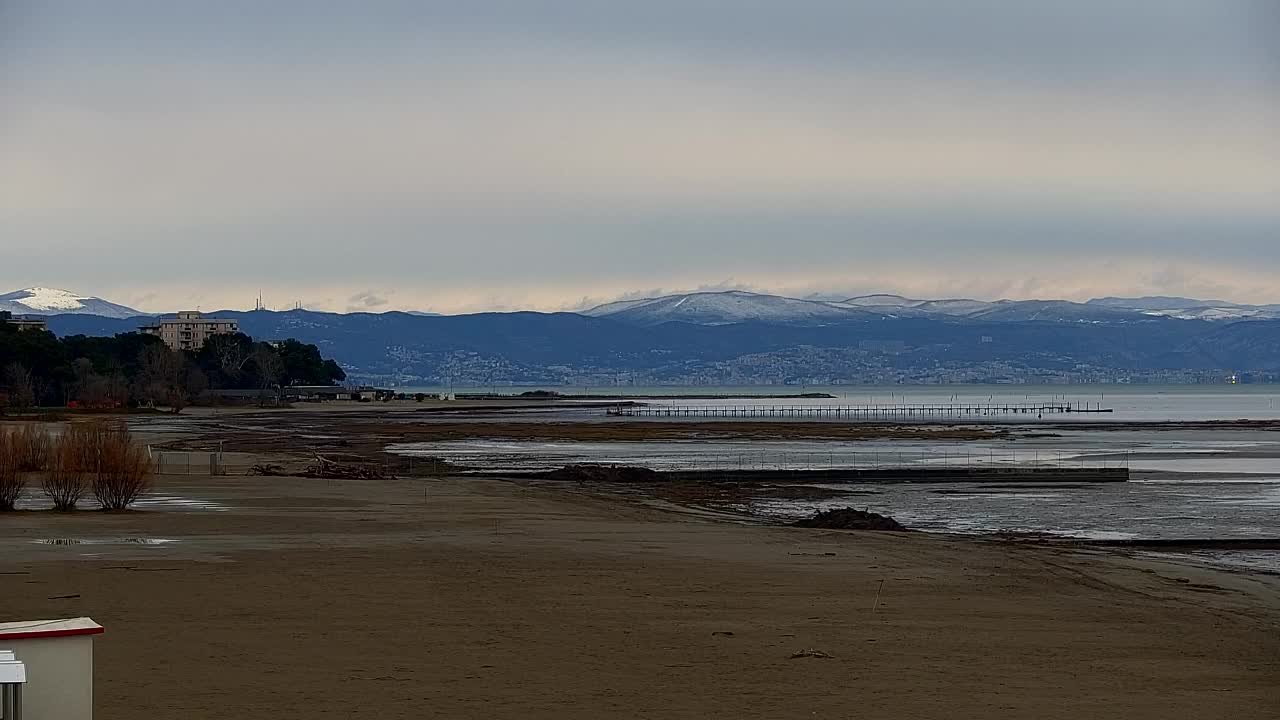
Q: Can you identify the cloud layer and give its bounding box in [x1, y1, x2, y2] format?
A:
[2, 1, 1278, 313]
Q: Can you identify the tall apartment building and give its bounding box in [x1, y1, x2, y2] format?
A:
[140, 311, 239, 351]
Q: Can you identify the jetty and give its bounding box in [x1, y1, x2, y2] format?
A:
[608, 402, 1112, 421]
[514, 465, 1129, 484]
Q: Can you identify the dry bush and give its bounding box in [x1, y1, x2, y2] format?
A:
[86, 422, 153, 510]
[43, 435, 88, 511]
[11, 424, 51, 472]
[0, 429, 24, 511]
[60, 422, 106, 471]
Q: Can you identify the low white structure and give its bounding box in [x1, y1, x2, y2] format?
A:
[0, 650, 25, 719]
[0, 618, 102, 720]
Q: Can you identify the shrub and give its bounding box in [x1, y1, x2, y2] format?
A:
[87, 422, 152, 510]
[11, 424, 51, 472]
[43, 435, 88, 511]
[0, 429, 24, 511]
[60, 422, 106, 472]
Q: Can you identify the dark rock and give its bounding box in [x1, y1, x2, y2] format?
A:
[792, 507, 906, 531]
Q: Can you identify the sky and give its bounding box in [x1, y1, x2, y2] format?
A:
[2, 1, 1278, 314]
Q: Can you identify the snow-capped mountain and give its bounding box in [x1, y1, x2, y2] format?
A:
[840, 295, 999, 317]
[1088, 297, 1280, 321]
[584, 290, 1240, 327]
[843, 294, 921, 308]
[0, 288, 144, 319]
[583, 291, 880, 326]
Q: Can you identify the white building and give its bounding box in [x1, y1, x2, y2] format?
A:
[140, 311, 239, 352]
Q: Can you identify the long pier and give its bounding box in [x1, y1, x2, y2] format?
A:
[608, 402, 1112, 420]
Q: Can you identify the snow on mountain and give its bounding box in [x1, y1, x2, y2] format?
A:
[581, 296, 667, 317]
[1088, 296, 1280, 321]
[910, 299, 997, 316]
[843, 294, 922, 308]
[1088, 296, 1240, 311]
[0, 288, 144, 319]
[1141, 307, 1280, 321]
[585, 291, 1162, 326]
[840, 296, 1001, 317]
[964, 300, 1141, 323]
[584, 291, 877, 326]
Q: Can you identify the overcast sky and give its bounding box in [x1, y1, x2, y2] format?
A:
[2, 1, 1278, 313]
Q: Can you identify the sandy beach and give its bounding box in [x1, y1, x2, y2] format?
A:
[2, 441, 1278, 719]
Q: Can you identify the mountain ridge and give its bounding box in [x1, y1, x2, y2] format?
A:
[11, 285, 1280, 324]
[40, 306, 1280, 385]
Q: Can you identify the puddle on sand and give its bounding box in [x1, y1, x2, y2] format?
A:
[31, 538, 180, 546]
[12, 490, 229, 513]
[131, 495, 230, 512]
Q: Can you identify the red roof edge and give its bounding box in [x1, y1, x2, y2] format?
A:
[0, 627, 104, 641]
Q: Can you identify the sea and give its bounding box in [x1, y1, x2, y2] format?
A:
[390, 385, 1280, 573]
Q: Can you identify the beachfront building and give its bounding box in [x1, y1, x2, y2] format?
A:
[0, 313, 50, 332]
[3, 315, 49, 333]
[140, 311, 239, 352]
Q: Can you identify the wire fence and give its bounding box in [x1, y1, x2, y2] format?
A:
[150, 449, 233, 476]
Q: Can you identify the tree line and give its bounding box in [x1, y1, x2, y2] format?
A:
[0, 312, 346, 411]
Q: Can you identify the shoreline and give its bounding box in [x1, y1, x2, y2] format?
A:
[609, 485, 1280, 579]
[135, 409, 1280, 550]
[3, 465, 1277, 719]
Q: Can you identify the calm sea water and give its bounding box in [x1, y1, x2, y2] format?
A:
[390, 385, 1280, 572]
[403, 384, 1280, 423]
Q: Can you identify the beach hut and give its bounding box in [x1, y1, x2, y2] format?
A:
[0, 618, 102, 720]
[0, 650, 25, 719]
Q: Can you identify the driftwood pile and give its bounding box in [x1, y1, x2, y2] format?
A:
[302, 455, 394, 480]
[542, 464, 663, 483]
[247, 463, 289, 476]
[247, 455, 394, 480]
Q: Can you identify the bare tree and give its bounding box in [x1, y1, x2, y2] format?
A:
[2, 363, 35, 410]
[43, 432, 87, 511]
[184, 364, 208, 404]
[206, 334, 252, 384]
[136, 344, 188, 411]
[252, 346, 284, 405]
[106, 371, 131, 408]
[90, 422, 152, 510]
[72, 358, 110, 407]
[0, 429, 24, 511]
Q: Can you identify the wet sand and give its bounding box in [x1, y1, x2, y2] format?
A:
[2, 466, 1278, 719]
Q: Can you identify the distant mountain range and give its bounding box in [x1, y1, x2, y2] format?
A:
[10, 286, 1279, 325]
[584, 291, 1280, 325]
[582, 291, 870, 326]
[589, 292, 1128, 325]
[14, 287, 1280, 383]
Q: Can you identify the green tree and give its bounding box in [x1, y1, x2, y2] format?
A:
[276, 339, 346, 386]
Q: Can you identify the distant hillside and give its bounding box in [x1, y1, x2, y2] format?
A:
[43, 307, 1280, 384]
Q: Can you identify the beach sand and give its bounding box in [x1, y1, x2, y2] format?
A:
[2, 467, 1277, 719]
